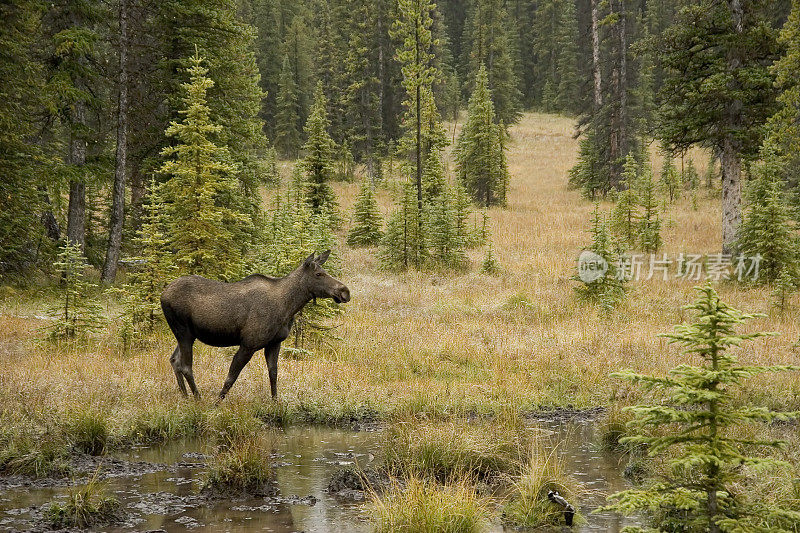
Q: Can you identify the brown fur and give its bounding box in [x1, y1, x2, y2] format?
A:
[160, 251, 350, 400]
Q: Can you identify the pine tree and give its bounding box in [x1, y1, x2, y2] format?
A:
[274, 54, 302, 158]
[574, 204, 626, 312]
[605, 285, 800, 533]
[392, 0, 444, 257]
[456, 66, 509, 207]
[110, 177, 176, 342]
[347, 178, 384, 247]
[481, 241, 500, 275]
[380, 179, 427, 270]
[659, 150, 681, 203]
[301, 83, 339, 218]
[0, 0, 46, 275]
[772, 264, 796, 313]
[335, 141, 356, 182]
[683, 157, 699, 191]
[257, 168, 341, 348]
[157, 0, 267, 198]
[553, 0, 580, 115]
[610, 154, 640, 247]
[637, 160, 662, 253]
[462, 0, 522, 125]
[657, 1, 780, 253]
[159, 52, 253, 280]
[763, 0, 800, 192]
[736, 148, 798, 284]
[48, 241, 104, 340]
[568, 127, 607, 199]
[424, 154, 467, 270]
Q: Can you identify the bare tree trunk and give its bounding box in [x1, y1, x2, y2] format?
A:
[102, 0, 129, 282]
[721, 0, 744, 255]
[66, 99, 87, 249]
[591, 0, 602, 109]
[721, 138, 741, 255]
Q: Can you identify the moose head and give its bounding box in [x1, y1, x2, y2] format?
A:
[300, 250, 350, 304]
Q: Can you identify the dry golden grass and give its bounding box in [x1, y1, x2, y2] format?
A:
[1, 112, 799, 438]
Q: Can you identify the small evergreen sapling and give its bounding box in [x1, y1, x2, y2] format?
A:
[659, 150, 681, 203]
[347, 178, 383, 247]
[636, 161, 662, 253]
[48, 241, 104, 340]
[574, 204, 626, 311]
[481, 241, 500, 275]
[109, 177, 176, 342]
[301, 82, 339, 220]
[610, 153, 640, 248]
[736, 149, 798, 284]
[605, 285, 800, 533]
[258, 169, 341, 348]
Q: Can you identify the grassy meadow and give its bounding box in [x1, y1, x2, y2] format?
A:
[1, 112, 799, 435]
[3, 111, 800, 529]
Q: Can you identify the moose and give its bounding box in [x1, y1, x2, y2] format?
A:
[160, 251, 350, 401]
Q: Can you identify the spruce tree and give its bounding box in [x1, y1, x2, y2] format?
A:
[659, 150, 681, 203]
[0, 0, 46, 275]
[258, 168, 341, 348]
[656, 1, 780, 253]
[347, 178, 384, 248]
[481, 241, 500, 275]
[605, 285, 800, 533]
[736, 148, 798, 284]
[391, 0, 445, 256]
[764, 0, 800, 203]
[553, 0, 580, 115]
[110, 177, 176, 341]
[380, 179, 427, 270]
[636, 160, 662, 253]
[274, 54, 301, 158]
[159, 52, 252, 280]
[462, 0, 522, 125]
[48, 241, 104, 340]
[683, 157, 699, 191]
[301, 83, 339, 219]
[456, 66, 509, 207]
[610, 154, 640, 248]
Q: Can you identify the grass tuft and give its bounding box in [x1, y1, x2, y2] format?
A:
[0, 433, 70, 477]
[385, 418, 530, 483]
[66, 410, 108, 455]
[372, 477, 490, 533]
[46, 474, 119, 528]
[203, 435, 274, 495]
[502, 444, 581, 529]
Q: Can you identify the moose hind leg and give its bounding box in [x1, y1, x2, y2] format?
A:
[170, 346, 188, 397]
[177, 339, 200, 400]
[218, 346, 255, 401]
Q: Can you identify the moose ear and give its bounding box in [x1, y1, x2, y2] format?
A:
[303, 252, 315, 267]
[316, 250, 331, 265]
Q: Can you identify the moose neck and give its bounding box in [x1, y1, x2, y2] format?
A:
[280, 268, 315, 318]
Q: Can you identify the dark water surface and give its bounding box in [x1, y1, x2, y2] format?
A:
[0, 420, 640, 532]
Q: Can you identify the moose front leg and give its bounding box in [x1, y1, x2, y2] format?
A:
[218, 345, 255, 401]
[264, 342, 281, 399]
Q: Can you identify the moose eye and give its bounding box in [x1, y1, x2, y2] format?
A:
[315, 272, 323, 277]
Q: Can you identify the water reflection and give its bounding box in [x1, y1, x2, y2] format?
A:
[0, 421, 640, 532]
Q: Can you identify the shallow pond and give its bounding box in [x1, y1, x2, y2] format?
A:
[0, 418, 641, 532]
